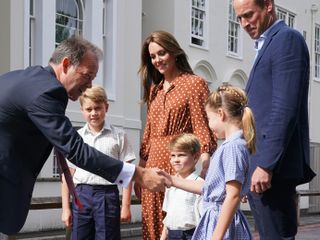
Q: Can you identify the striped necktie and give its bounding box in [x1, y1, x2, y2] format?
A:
[55, 148, 83, 209]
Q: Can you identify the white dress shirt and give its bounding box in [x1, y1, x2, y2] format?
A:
[67, 122, 136, 188]
[162, 171, 203, 230]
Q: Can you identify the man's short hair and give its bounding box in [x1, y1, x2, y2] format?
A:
[255, 0, 274, 9]
[49, 36, 103, 66]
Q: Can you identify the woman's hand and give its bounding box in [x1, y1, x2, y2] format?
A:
[199, 153, 210, 178]
[120, 205, 132, 223]
[133, 182, 142, 199]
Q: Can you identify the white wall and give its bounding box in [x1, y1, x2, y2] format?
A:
[142, 0, 174, 40]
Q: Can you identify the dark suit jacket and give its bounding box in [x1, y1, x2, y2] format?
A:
[246, 20, 315, 185]
[0, 66, 124, 234]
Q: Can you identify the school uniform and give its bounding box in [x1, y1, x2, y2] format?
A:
[162, 171, 202, 240]
[192, 130, 252, 240]
[68, 123, 135, 240]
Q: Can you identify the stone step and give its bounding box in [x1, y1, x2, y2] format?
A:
[11, 223, 142, 240]
[121, 223, 142, 239]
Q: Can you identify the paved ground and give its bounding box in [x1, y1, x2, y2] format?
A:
[252, 224, 320, 240]
[251, 213, 320, 240]
[7, 213, 320, 239]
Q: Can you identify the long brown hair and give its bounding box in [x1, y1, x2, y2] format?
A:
[138, 31, 193, 103]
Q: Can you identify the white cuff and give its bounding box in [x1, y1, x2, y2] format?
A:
[114, 162, 135, 188]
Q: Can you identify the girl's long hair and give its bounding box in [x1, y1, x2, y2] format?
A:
[205, 84, 256, 154]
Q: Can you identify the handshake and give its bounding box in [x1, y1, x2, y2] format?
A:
[132, 166, 172, 196]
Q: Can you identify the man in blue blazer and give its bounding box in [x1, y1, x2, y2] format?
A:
[233, 0, 316, 239]
[0, 37, 170, 235]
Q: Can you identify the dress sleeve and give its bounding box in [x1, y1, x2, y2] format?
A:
[189, 76, 216, 155]
[222, 143, 249, 185]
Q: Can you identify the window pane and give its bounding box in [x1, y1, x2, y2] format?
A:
[55, 0, 84, 45]
[228, 0, 240, 54]
[288, 14, 295, 28]
[191, 0, 207, 47]
[29, 0, 35, 66]
[315, 25, 320, 78]
[276, 6, 295, 29]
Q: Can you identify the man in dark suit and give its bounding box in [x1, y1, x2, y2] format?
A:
[0, 36, 170, 235]
[233, 0, 316, 239]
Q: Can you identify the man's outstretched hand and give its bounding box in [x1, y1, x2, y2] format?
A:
[133, 167, 172, 192]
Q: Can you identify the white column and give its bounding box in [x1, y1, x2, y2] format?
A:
[34, 0, 56, 66]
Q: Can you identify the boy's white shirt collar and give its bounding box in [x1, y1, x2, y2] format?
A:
[175, 170, 199, 180]
[83, 121, 111, 135]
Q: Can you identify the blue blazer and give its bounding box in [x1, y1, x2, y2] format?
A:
[0, 66, 124, 234]
[246, 21, 315, 184]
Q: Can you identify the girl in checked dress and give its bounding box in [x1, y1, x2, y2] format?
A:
[169, 85, 256, 240]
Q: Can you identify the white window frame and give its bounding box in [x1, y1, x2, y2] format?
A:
[315, 24, 320, 81]
[102, 0, 117, 100]
[227, 0, 242, 58]
[288, 13, 295, 28]
[52, 153, 60, 178]
[190, 0, 208, 49]
[276, 6, 295, 28]
[24, 0, 56, 67]
[28, 0, 35, 66]
[55, 0, 84, 46]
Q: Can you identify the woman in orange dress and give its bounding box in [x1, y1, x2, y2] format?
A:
[135, 31, 216, 240]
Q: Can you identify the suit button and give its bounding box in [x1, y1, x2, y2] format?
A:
[119, 180, 123, 184]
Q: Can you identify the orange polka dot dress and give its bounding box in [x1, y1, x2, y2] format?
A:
[140, 73, 216, 240]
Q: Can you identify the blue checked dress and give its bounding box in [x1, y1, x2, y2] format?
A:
[192, 130, 252, 240]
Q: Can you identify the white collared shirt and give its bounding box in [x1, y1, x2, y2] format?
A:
[67, 122, 136, 186]
[253, 19, 282, 63]
[162, 172, 203, 230]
